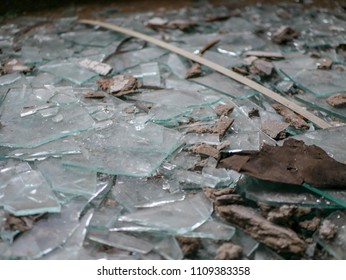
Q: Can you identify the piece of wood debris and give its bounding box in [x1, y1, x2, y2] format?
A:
[186, 117, 234, 137]
[299, 217, 321, 232]
[204, 187, 245, 206]
[326, 93, 346, 108]
[97, 75, 138, 95]
[261, 119, 289, 139]
[272, 26, 299, 44]
[248, 107, 260, 118]
[189, 143, 219, 159]
[83, 91, 106, 99]
[176, 236, 201, 257]
[215, 104, 234, 116]
[244, 51, 284, 59]
[251, 59, 273, 76]
[185, 63, 202, 79]
[215, 243, 243, 260]
[318, 220, 337, 240]
[1, 58, 32, 74]
[272, 103, 310, 129]
[217, 204, 306, 254]
[79, 58, 113, 76]
[317, 58, 333, 70]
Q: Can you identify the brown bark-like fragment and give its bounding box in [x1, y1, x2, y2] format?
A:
[213, 117, 234, 137]
[217, 204, 306, 254]
[244, 51, 284, 59]
[176, 236, 201, 257]
[215, 104, 234, 116]
[97, 75, 138, 95]
[326, 93, 346, 108]
[272, 26, 299, 44]
[185, 63, 202, 79]
[217, 138, 346, 189]
[83, 92, 105, 99]
[189, 143, 219, 159]
[272, 103, 309, 129]
[215, 243, 243, 260]
[299, 217, 321, 232]
[1, 58, 32, 74]
[251, 59, 273, 76]
[319, 220, 337, 240]
[317, 58, 333, 70]
[204, 187, 244, 206]
[261, 119, 289, 139]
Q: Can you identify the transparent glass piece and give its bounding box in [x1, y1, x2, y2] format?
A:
[42, 210, 94, 260]
[273, 53, 318, 73]
[5, 137, 80, 161]
[107, 47, 167, 72]
[181, 132, 220, 145]
[0, 160, 31, 186]
[39, 61, 97, 85]
[251, 244, 284, 260]
[112, 176, 185, 211]
[294, 93, 346, 121]
[0, 91, 95, 148]
[203, 51, 243, 68]
[165, 77, 206, 91]
[36, 158, 97, 198]
[149, 104, 191, 125]
[0, 199, 86, 259]
[87, 230, 153, 254]
[189, 106, 217, 121]
[191, 72, 257, 99]
[20, 46, 43, 64]
[222, 17, 258, 33]
[61, 30, 120, 47]
[231, 227, 259, 258]
[140, 62, 161, 87]
[167, 151, 201, 170]
[282, 68, 346, 97]
[89, 206, 124, 230]
[0, 73, 21, 86]
[202, 157, 233, 186]
[166, 53, 189, 79]
[118, 192, 213, 234]
[63, 121, 182, 177]
[287, 125, 346, 163]
[174, 169, 221, 189]
[238, 176, 339, 208]
[181, 219, 236, 240]
[0, 165, 61, 216]
[313, 210, 346, 260]
[154, 236, 183, 260]
[133, 89, 220, 108]
[217, 34, 266, 56]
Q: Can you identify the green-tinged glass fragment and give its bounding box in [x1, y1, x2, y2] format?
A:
[118, 192, 213, 234]
[63, 120, 182, 177]
[36, 158, 97, 198]
[112, 176, 185, 211]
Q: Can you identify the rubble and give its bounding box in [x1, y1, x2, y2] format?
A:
[215, 242, 243, 260]
[326, 93, 346, 108]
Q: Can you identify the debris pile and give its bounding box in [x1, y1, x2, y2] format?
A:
[0, 1, 346, 260]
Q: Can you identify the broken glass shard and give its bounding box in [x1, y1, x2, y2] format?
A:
[238, 176, 339, 209]
[63, 120, 182, 177]
[0, 198, 86, 259]
[0, 162, 61, 216]
[313, 210, 346, 260]
[154, 236, 183, 260]
[202, 157, 233, 187]
[42, 210, 94, 260]
[0, 90, 95, 148]
[112, 176, 185, 211]
[191, 72, 257, 99]
[140, 62, 161, 87]
[0, 73, 21, 86]
[174, 169, 221, 189]
[89, 206, 124, 230]
[118, 192, 213, 234]
[282, 68, 346, 97]
[39, 60, 97, 85]
[181, 219, 236, 240]
[36, 158, 97, 198]
[61, 30, 120, 47]
[87, 230, 153, 254]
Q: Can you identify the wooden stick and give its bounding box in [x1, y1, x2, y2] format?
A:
[79, 19, 332, 129]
